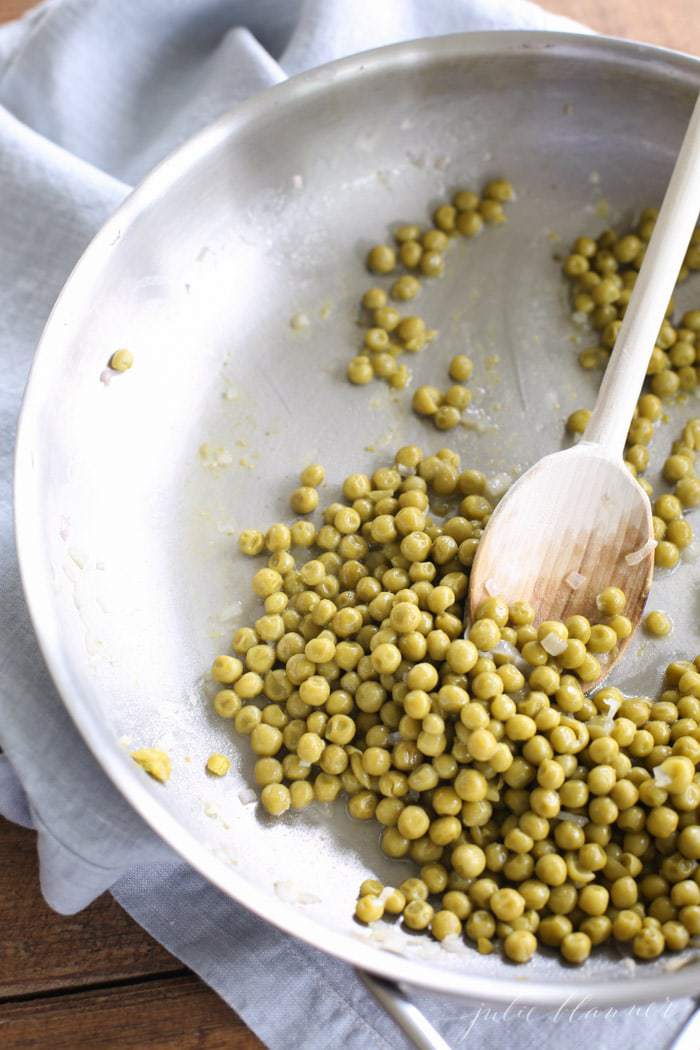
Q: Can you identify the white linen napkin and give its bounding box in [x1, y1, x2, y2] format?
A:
[1, 2, 696, 1046]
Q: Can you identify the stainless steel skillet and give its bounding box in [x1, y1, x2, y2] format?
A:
[14, 29, 700, 1048]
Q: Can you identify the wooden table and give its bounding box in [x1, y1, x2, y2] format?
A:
[1, 1, 700, 1047]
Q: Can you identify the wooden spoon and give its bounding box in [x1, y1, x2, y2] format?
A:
[469, 95, 700, 683]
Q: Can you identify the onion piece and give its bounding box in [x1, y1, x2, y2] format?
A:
[541, 632, 568, 657]
[565, 571, 585, 590]
[602, 696, 621, 718]
[274, 880, 321, 906]
[625, 538, 657, 566]
[557, 811, 588, 826]
[653, 765, 673, 788]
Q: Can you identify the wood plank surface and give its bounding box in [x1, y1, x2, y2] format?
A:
[0, 975, 263, 1050]
[0, 818, 263, 1048]
[0, 818, 181, 998]
[538, 0, 700, 54]
[0, 0, 34, 21]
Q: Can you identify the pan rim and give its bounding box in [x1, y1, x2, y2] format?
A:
[14, 28, 700, 1006]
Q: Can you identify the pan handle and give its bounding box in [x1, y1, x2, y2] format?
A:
[361, 970, 700, 1050]
[668, 1002, 700, 1050]
[358, 970, 452, 1050]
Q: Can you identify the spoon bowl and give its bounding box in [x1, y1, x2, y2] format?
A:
[469, 444, 654, 684]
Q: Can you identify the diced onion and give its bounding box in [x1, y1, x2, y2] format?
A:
[565, 571, 585, 590]
[274, 880, 321, 905]
[625, 538, 657, 566]
[492, 640, 518, 660]
[441, 933, 468, 955]
[663, 953, 699, 973]
[602, 696, 621, 718]
[541, 632, 568, 657]
[653, 766, 673, 788]
[238, 788, 258, 806]
[557, 811, 589, 826]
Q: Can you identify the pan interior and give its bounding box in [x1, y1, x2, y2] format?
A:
[16, 33, 700, 999]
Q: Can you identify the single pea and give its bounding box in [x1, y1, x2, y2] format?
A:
[239, 529, 265, 556]
[391, 275, 421, 301]
[421, 250, 445, 277]
[355, 895, 384, 923]
[367, 244, 396, 274]
[587, 624, 618, 654]
[403, 899, 434, 931]
[566, 408, 591, 434]
[109, 348, 134, 372]
[261, 783, 291, 816]
[655, 541, 680, 570]
[431, 910, 463, 941]
[423, 228, 449, 251]
[676, 476, 700, 508]
[434, 204, 457, 232]
[596, 587, 626, 616]
[290, 486, 319, 514]
[456, 210, 483, 237]
[412, 385, 442, 416]
[645, 611, 672, 637]
[503, 930, 537, 963]
[347, 355, 374, 385]
[362, 287, 387, 310]
[633, 926, 665, 959]
[205, 752, 231, 777]
[480, 199, 506, 225]
[560, 931, 591, 964]
[434, 405, 461, 431]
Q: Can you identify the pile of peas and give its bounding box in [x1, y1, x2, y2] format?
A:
[563, 212, 700, 573]
[562, 209, 700, 384]
[348, 179, 514, 430]
[214, 445, 700, 966]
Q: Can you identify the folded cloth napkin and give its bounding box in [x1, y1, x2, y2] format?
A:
[0, 1, 697, 1047]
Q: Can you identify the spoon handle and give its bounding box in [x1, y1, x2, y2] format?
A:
[584, 93, 700, 455]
